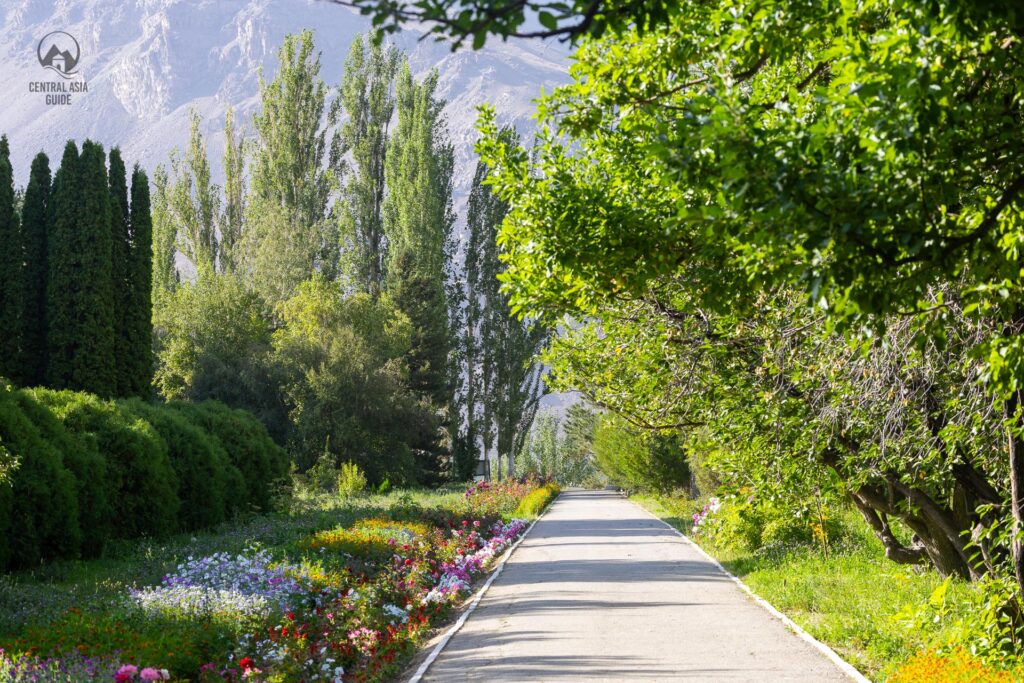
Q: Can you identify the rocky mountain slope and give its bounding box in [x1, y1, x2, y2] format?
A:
[0, 0, 569, 195]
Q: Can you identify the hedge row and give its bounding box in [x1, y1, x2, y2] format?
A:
[0, 382, 288, 570]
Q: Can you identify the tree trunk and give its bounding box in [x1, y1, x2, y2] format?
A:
[1006, 387, 1024, 593]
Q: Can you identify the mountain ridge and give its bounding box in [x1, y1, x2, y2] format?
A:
[0, 0, 569, 198]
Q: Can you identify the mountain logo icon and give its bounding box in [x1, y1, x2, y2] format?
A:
[37, 31, 80, 78]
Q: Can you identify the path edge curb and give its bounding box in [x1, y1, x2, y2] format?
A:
[406, 493, 560, 683]
[631, 497, 873, 683]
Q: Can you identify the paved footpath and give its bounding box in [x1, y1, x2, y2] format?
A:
[422, 490, 854, 682]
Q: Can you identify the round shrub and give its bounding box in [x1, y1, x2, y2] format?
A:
[0, 384, 81, 569]
[16, 388, 111, 558]
[119, 399, 243, 531]
[35, 390, 179, 540]
[170, 401, 287, 511]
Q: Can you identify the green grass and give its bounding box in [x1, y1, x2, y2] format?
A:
[633, 494, 981, 682]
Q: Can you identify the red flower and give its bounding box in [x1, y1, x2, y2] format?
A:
[286, 611, 296, 621]
[239, 657, 255, 671]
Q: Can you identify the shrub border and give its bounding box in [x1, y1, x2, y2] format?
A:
[630, 496, 870, 683]
[406, 490, 561, 682]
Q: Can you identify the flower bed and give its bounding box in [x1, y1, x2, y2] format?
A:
[0, 482, 539, 682]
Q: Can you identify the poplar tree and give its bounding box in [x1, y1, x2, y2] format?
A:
[336, 34, 399, 294]
[48, 140, 116, 396]
[19, 152, 50, 386]
[166, 112, 219, 280]
[221, 106, 245, 274]
[382, 62, 456, 481]
[150, 165, 178, 296]
[461, 133, 549, 478]
[247, 30, 336, 301]
[127, 166, 153, 397]
[0, 136, 21, 383]
[108, 148, 132, 395]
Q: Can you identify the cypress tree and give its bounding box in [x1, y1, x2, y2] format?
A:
[46, 141, 81, 390]
[127, 166, 153, 398]
[77, 141, 116, 396]
[19, 153, 51, 387]
[47, 140, 116, 396]
[0, 136, 22, 383]
[109, 148, 131, 396]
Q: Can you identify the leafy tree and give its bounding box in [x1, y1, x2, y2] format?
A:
[336, 34, 399, 294]
[0, 136, 22, 383]
[326, 0, 674, 48]
[17, 153, 50, 387]
[126, 166, 153, 398]
[163, 112, 220, 280]
[150, 164, 178, 296]
[271, 277, 426, 482]
[475, 2, 1024, 584]
[382, 62, 457, 482]
[247, 30, 337, 301]
[108, 148, 132, 395]
[517, 405, 601, 484]
[561, 402, 598, 468]
[153, 274, 286, 442]
[220, 106, 246, 274]
[517, 411, 559, 480]
[593, 414, 688, 493]
[457, 137, 549, 478]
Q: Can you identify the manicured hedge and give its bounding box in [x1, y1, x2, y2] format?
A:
[16, 389, 111, 558]
[119, 399, 241, 531]
[0, 383, 80, 569]
[0, 383, 286, 570]
[169, 401, 288, 512]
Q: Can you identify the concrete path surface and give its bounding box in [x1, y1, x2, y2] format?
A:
[422, 490, 855, 682]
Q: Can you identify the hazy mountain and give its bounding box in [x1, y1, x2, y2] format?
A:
[0, 0, 570, 198]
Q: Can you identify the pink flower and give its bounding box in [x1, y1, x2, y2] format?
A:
[115, 664, 138, 682]
[140, 668, 162, 682]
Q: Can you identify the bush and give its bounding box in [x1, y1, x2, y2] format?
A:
[119, 399, 245, 530]
[169, 400, 287, 512]
[338, 462, 367, 498]
[33, 389, 180, 540]
[16, 388, 111, 558]
[0, 384, 81, 568]
[593, 415, 689, 493]
[693, 495, 850, 556]
[514, 483, 560, 518]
